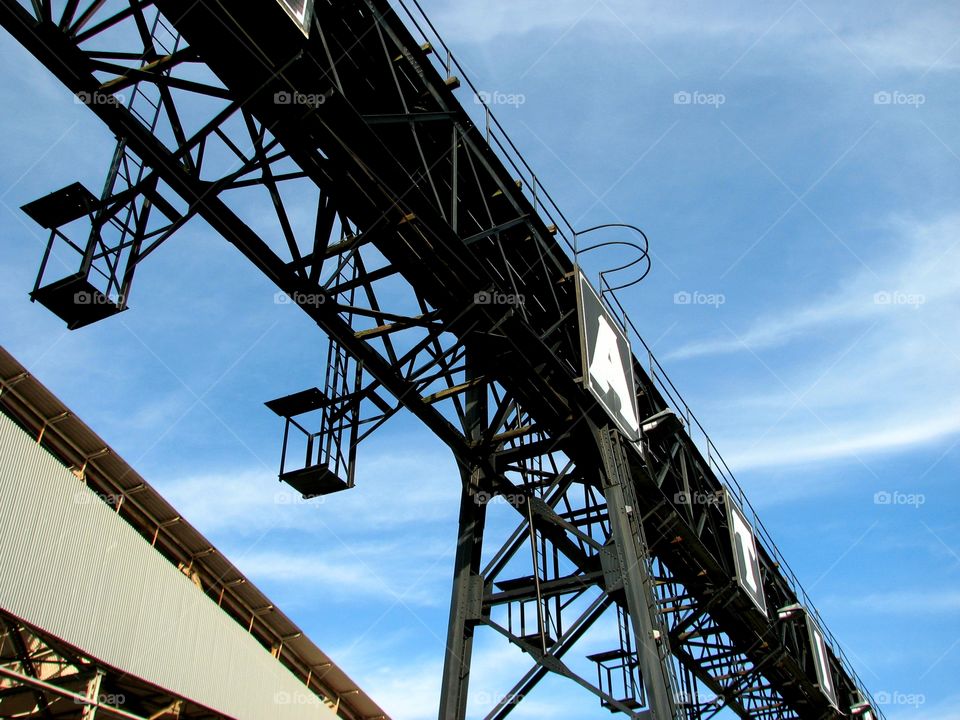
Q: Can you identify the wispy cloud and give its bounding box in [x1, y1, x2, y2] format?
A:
[670, 214, 960, 360]
[666, 213, 960, 470]
[235, 544, 453, 607]
[159, 448, 461, 536]
[154, 449, 463, 608]
[424, 0, 960, 74]
[847, 590, 960, 615]
[343, 636, 593, 720]
[884, 693, 960, 720]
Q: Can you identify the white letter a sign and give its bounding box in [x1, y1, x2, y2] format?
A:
[577, 271, 641, 441]
[589, 316, 640, 433]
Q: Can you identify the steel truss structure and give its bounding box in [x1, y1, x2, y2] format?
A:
[0, 346, 388, 720]
[0, 1, 881, 718]
[1, 609, 204, 719]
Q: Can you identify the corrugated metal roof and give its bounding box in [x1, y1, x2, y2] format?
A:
[0, 346, 389, 720]
[1, 413, 338, 720]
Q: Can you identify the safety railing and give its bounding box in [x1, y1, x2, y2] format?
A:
[390, 0, 582, 256]
[387, 0, 882, 713]
[600, 278, 884, 718]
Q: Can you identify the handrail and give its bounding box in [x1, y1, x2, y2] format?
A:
[599, 277, 884, 718]
[386, 0, 881, 713]
[578, 223, 652, 291]
[390, 0, 580, 255]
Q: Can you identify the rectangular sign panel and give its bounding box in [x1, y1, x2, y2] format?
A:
[807, 614, 840, 708]
[276, 0, 314, 35]
[576, 270, 641, 442]
[724, 490, 768, 616]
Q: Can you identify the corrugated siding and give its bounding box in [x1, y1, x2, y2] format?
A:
[0, 415, 337, 720]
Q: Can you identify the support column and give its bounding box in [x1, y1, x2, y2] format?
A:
[438, 363, 488, 720]
[597, 425, 678, 720]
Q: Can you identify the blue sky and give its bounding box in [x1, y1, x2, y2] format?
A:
[1, 0, 959, 718]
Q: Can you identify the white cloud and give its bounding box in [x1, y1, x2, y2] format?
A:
[419, 0, 960, 74]
[158, 447, 461, 536]
[667, 213, 960, 470]
[358, 656, 443, 720]
[845, 9, 960, 74]
[884, 693, 960, 720]
[151, 448, 463, 607]
[346, 638, 592, 720]
[420, 0, 752, 44]
[671, 214, 960, 360]
[234, 544, 453, 607]
[848, 590, 960, 614]
[730, 409, 960, 471]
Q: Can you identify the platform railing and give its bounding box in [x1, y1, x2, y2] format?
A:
[385, 1, 881, 714]
[600, 279, 884, 718]
[389, 0, 581, 256]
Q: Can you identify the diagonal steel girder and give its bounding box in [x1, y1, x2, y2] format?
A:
[0, 0, 599, 597]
